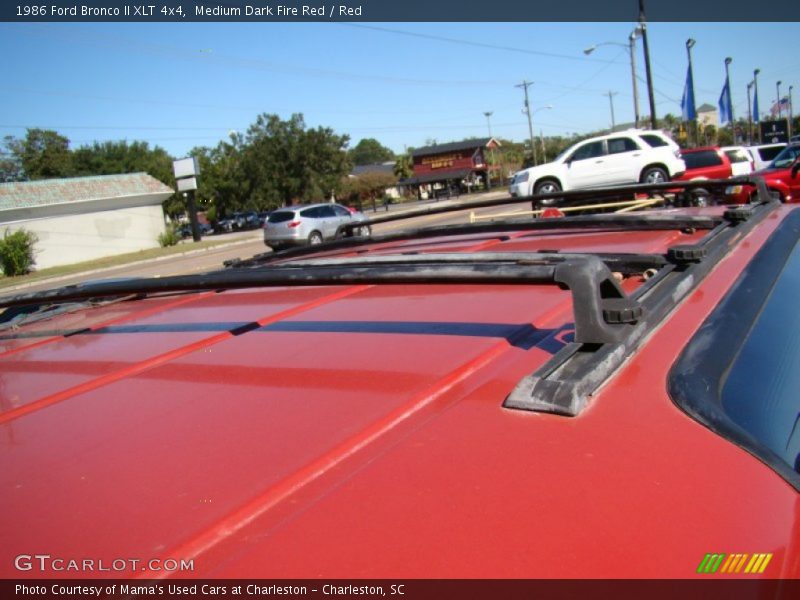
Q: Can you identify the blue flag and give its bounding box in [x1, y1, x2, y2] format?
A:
[718, 80, 732, 125]
[681, 64, 696, 121]
[752, 86, 760, 123]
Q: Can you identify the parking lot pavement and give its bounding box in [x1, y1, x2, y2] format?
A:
[1, 191, 513, 296]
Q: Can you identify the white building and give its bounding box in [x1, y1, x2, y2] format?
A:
[0, 173, 174, 270]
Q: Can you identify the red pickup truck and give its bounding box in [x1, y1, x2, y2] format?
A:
[725, 143, 800, 203]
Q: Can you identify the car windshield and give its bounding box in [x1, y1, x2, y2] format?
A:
[553, 146, 572, 162]
[770, 145, 800, 169]
[724, 149, 749, 163]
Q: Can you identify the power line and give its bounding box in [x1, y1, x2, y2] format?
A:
[343, 24, 621, 65]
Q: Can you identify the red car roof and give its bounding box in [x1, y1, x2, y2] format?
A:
[2, 201, 798, 579]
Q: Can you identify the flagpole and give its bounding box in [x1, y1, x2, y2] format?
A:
[724, 58, 735, 142]
[753, 68, 761, 143]
[790, 85, 794, 138]
[777, 81, 783, 120]
[686, 39, 697, 146]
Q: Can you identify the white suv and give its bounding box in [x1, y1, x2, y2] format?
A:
[509, 130, 685, 198]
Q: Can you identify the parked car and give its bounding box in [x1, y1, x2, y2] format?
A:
[674, 146, 733, 181]
[509, 129, 685, 202]
[263, 202, 371, 249]
[720, 146, 755, 176]
[672, 146, 747, 205]
[2, 181, 799, 580]
[178, 222, 213, 238]
[725, 143, 800, 203]
[216, 215, 237, 233]
[747, 143, 787, 171]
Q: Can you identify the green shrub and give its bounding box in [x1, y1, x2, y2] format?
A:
[0, 229, 39, 276]
[158, 224, 181, 247]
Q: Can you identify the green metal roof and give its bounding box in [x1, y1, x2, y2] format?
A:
[0, 173, 174, 212]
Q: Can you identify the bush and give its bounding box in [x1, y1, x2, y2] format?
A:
[158, 224, 181, 247]
[0, 229, 38, 276]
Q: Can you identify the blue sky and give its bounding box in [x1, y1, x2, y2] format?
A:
[1, 21, 798, 157]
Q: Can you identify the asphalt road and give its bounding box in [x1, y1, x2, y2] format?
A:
[9, 190, 527, 295]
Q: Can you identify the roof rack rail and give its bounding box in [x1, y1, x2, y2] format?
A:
[0, 253, 647, 346]
[504, 186, 778, 416]
[227, 177, 773, 270]
[227, 213, 723, 269]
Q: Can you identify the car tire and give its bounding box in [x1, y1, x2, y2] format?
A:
[641, 166, 668, 184]
[690, 188, 712, 207]
[358, 225, 371, 237]
[308, 231, 323, 245]
[534, 180, 561, 196]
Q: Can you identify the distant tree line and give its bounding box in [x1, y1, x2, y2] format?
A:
[0, 116, 404, 223]
[11, 110, 788, 222]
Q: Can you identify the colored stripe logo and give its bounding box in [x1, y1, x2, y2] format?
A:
[697, 553, 772, 574]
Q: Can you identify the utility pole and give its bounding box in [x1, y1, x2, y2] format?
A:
[629, 27, 642, 128]
[777, 81, 783, 119]
[638, 0, 657, 130]
[516, 80, 537, 165]
[606, 91, 618, 130]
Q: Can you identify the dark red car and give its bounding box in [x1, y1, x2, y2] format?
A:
[671, 147, 736, 205]
[674, 146, 733, 181]
[725, 143, 800, 204]
[1, 182, 798, 582]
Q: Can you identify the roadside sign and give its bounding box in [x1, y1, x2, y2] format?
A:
[760, 120, 789, 144]
[176, 177, 198, 192]
[173, 156, 200, 179]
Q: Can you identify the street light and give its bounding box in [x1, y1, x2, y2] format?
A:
[747, 81, 754, 144]
[483, 111, 495, 189]
[777, 81, 783, 119]
[584, 26, 643, 128]
[754, 68, 761, 143]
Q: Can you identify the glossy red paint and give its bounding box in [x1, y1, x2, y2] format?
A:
[1, 210, 798, 580]
[724, 163, 800, 204]
[674, 146, 733, 182]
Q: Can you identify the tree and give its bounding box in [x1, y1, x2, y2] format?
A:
[241, 113, 351, 207]
[192, 134, 250, 220]
[71, 139, 181, 216]
[349, 138, 395, 166]
[0, 136, 25, 182]
[8, 129, 72, 179]
[393, 153, 413, 180]
[340, 171, 398, 211]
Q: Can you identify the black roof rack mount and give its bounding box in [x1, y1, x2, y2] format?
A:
[504, 189, 778, 416]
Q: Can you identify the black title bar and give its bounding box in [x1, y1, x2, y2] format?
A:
[2, 0, 799, 22]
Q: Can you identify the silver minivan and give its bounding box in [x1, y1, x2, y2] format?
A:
[263, 203, 370, 249]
